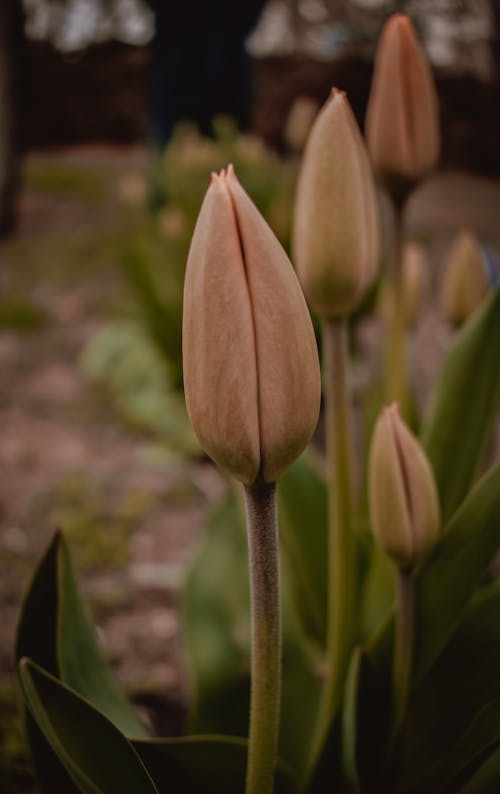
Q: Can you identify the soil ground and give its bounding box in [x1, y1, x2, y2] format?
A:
[0, 145, 499, 792]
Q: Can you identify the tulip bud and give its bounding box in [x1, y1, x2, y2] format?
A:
[293, 88, 379, 318]
[183, 165, 321, 485]
[365, 14, 440, 195]
[369, 403, 440, 568]
[441, 230, 487, 326]
[285, 96, 319, 154]
[401, 241, 425, 326]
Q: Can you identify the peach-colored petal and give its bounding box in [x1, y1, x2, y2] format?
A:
[182, 172, 260, 484]
[225, 165, 321, 482]
[366, 14, 440, 184]
[293, 89, 379, 318]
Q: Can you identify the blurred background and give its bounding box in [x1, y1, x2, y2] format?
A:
[1, 2, 500, 791]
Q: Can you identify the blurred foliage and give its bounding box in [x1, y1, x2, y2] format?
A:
[24, 160, 105, 203]
[83, 118, 296, 454]
[34, 472, 153, 569]
[0, 295, 47, 332]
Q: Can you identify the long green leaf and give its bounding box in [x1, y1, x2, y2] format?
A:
[399, 585, 500, 793]
[19, 660, 159, 794]
[422, 284, 500, 521]
[457, 745, 500, 794]
[133, 736, 295, 793]
[15, 532, 80, 793]
[278, 455, 327, 647]
[413, 461, 500, 681]
[184, 486, 251, 737]
[57, 538, 148, 738]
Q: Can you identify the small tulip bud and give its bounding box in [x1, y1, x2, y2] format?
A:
[365, 14, 440, 195]
[441, 230, 487, 326]
[369, 403, 440, 569]
[183, 165, 321, 485]
[401, 241, 425, 326]
[293, 88, 379, 318]
[285, 96, 319, 154]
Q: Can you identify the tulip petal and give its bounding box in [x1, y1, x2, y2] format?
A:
[183, 172, 260, 484]
[293, 89, 379, 318]
[225, 166, 321, 482]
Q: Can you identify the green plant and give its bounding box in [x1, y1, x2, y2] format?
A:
[14, 12, 500, 794]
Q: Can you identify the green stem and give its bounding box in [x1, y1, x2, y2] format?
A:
[305, 318, 355, 783]
[385, 198, 409, 417]
[244, 478, 281, 794]
[393, 567, 414, 732]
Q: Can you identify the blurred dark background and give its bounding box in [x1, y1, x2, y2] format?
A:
[3, 1, 500, 151]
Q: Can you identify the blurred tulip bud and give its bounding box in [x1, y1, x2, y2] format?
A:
[293, 88, 379, 318]
[441, 230, 487, 326]
[118, 172, 147, 207]
[365, 14, 440, 195]
[285, 96, 319, 153]
[183, 165, 321, 485]
[378, 241, 424, 327]
[369, 403, 440, 569]
[401, 241, 425, 326]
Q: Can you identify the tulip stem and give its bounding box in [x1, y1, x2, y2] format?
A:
[393, 567, 414, 733]
[244, 477, 281, 794]
[306, 318, 356, 783]
[385, 198, 410, 417]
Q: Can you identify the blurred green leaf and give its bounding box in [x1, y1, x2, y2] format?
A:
[340, 646, 392, 794]
[184, 486, 251, 738]
[278, 455, 327, 647]
[184, 482, 323, 777]
[456, 745, 500, 794]
[422, 284, 500, 521]
[133, 736, 296, 794]
[19, 660, 158, 794]
[399, 584, 500, 794]
[82, 320, 198, 454]
[413, 461, 500, 682]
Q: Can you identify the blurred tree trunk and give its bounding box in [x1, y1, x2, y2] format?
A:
[0, 0, 24, 236]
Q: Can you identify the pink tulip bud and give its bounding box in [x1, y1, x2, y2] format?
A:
[369, 403, 440, 568]
[183, 165, 321, 485]
[293, 88, 379, 318]
[441, 230, 487, 326]
[365, 14, 440, 193]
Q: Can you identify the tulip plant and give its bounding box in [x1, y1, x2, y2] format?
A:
[14, 12, 500, 794]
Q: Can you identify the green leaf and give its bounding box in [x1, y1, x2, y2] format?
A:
[133, 736, 296, 793]
[457, 745, 500, 794]
[413, 461, 500, 682]
[15, 532, 80, 793]
[184, 486, 251, 737]
[399, 584, 500, 793]
[15, 531, 148, 739]
[183, 483, 323, 778]
[57, 538, 149, 738]
[19, 660, 159, 794]
[422, 284, 500, 521]
[15, 532, 60, 675]
[341, 646, 392, 794]
[277, 455, 327, 647]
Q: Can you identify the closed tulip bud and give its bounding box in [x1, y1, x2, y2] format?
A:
[441, 230, 487, 326]
[293, 88, 379, 318]
[401, 241, 425, 326]
[285, 96, 319, 153]
[369, 403, 440, 569]
[183, 165, 321, 485]
[365, 14, 440, 195]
